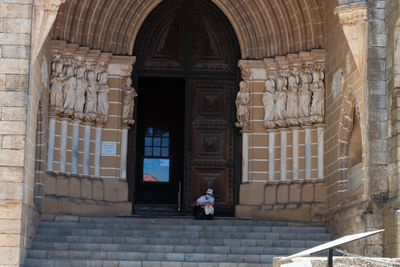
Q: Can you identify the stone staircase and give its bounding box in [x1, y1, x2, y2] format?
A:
[26, 216, 331, 267]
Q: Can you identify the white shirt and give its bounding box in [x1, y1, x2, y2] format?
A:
[196, 194, 215, 206]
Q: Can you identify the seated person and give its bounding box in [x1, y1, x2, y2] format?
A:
[192, 188, 215, 220]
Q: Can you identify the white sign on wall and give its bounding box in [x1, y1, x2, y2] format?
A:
[101, 142, 117, 155]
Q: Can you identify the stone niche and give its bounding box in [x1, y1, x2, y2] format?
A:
[42, 41, 136, 217]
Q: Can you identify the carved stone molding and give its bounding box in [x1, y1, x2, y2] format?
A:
[334, 3, 367, 72]
[237, 60, 266, 81]
[237, 50, 325, 131]
[32, 0, 65, 62]
[49, 41, 115, 125]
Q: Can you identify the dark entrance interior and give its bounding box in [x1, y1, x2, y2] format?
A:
[128, 0, 241, 215]
[134, 77, 185, 205]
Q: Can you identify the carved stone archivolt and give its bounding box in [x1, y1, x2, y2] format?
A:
[238, 50, 325, 131]
[49, 41, 112, 125]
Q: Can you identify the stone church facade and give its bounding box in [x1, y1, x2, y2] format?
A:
[0, 0, 399, 265]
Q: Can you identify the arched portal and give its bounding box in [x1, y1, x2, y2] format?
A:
[128, 0, 241, 215]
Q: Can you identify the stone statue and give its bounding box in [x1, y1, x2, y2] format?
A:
[62, 65, 77, 117]
[96, 72, 110, 124]
[122, 77, 137, 126]
[49, 61, 65, 115]
[235, 81, 250, 129]
[74, 66, 87, 120]
[263, 76, 276, 129]
[84, 70, 98, 122]
[274, 75, 287, 127]
[298, 72, 312, 125]
[310, 70, 325, 123]
[286, 70, 300, 126]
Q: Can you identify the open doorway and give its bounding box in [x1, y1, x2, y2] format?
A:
[134, 77, 185, 206]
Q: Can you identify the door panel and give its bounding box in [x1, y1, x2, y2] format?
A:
[131, 0, 241, 215]
[187, 79, 235, 214]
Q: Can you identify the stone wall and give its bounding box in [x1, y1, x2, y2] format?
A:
[0, 1, 33, 266]
[235, 51, 327, 222]
[385, 0, 400, 258]
[322, 0, 385, 256]
[39, 40, 135, 217]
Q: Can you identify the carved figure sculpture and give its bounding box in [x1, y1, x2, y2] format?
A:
[235, 81, 250, 129]
[84, 70, 98, 122]
[74, 66, 87, 120]
[62, 65, 77, 117]
[49, 61, 65, 115]
[96, 72, 110, 124]
[263, 76, 276, 129]
[122, 77, 138, 126]
[274, 75, 288, 127]
[286, 71, 300, 126]
[310, 70, 325, 123]
[298, 72, 312, 125]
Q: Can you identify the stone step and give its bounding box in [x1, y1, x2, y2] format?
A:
[33, 235, 330, 246]
[38, 221, 328, 234]
[25, 258, 273, 267]
[36, 228, 330, 240]
[31, 241, 325, 254]
[28, 249, 280, 263]
[53, 216, 323, 227]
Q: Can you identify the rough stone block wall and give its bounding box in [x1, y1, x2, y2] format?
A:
[0, 0, 33, 265]
[323, 0, 386, 257]
[385, 0, 400, 258]
[364, 0, 387, 256]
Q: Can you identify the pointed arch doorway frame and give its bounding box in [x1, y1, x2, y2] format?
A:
[127, 0, 242, 216]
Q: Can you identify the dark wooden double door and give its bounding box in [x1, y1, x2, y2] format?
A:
[129, 0, 241, 215]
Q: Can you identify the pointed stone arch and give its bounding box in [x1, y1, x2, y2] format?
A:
[337, 86, 365, 204]
[49, 0, 325, 59]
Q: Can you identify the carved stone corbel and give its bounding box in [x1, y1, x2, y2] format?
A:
[32, 0, 65, 62]
[334, 3, 367, 73]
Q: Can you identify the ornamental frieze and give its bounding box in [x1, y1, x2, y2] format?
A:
[49, 41, 112, 125]
[236, 50, 325, 131]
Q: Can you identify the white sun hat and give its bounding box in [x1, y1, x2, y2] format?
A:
[206, 189, 214, 196]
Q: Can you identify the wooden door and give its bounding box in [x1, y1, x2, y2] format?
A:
[131, 0, 241, 215]
[186, 79, 236, 214]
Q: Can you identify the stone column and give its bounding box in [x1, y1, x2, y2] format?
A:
[305, 127, 312, 179]
[106, 56, 136, 179]
[268, 130, 275, 181]
[83, 123, 91, 176]
[292, 128, 299, 180]
[94, 126, 102, 178]
[47, 117, 56, 172]
[237, 60, 266, 182]
[317, 126, 324, 179]
[120, 128, 129, 179]
[59, 119, 68, 173]
[280, 130, 287, 181]
[71, 121, 80, 175]
[241, 132, 249, 183]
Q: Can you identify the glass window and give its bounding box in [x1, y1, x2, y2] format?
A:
[153, 137, 161, 146]
[153, 147, 161, 156]
[162, 147, 169, 157]
[162, 138, 169, 147]
[144, 147, 152, 156]
[143, 158, 170, 182]
[145, 137, 152, 146]
[145, 127, 153, 136]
